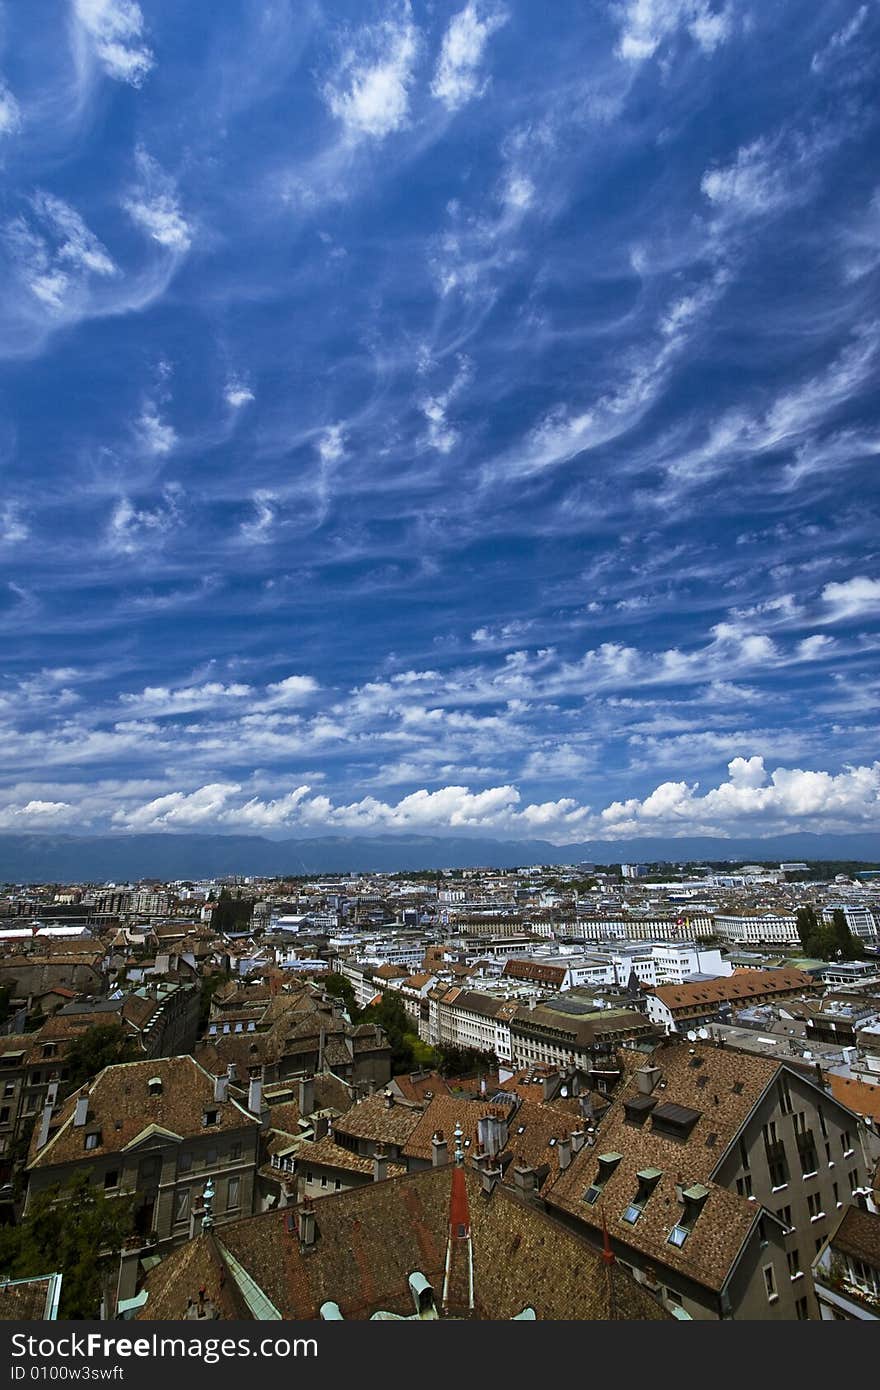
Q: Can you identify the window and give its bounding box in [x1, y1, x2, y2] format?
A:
[227, 1176, 240, 1210]
[818, 1110, 828, 1140]
[832, 1182, 839, 1207]
[763, 1121, 789, 1188]
[104, 1170, 119, 1190]
[178, 1151, 192, 1174]
[797, 1127, 819, 1177]
[203, 1109, 218, 1127]
[815, 1236, 824, 1254]
[230, 1143, 241, 1162]
[205, 1148, 218, 1166]
[779, 1076, 793, 1115]
[763, 1265, 777, 1302]
[736, 1175, 753, 1198]
[664, 1287, 683, 1306]
[306, 1171, 314, 1184]
[334, 1179, 341, 1191]
[667, 1224, 689, 1248]
[174, 1188, 190, 1224]
[825, 1142, 833, 1165]
[841, 1131, 853, 1156]
[622, 1169, 661, 1225]
[738, 1137, 750, 1170]
[807, 1193, 823, 1220]
[796, 1296, 809, 1320]
[848, 1168, 859, 1193]
[320, 1175, 328, 1188]
[778, 1205, 792, 1229]
[84, 1131, 100, 1150]
[787, 1249, 801, 1278]
[3, 1082, 15, 1097]
[0, 1108, 8, 1124]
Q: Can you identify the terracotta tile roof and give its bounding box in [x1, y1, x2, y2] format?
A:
[827, 1204, 880, 1268]
[295, 1136, 406, 1180]
[650, 969, 815, 1012]
[131, 1232, 250, 1320]
[404, 1095, 503, 1162]
[136, 1168, 670, 1321]
[0, 1276, 60, 1320]
[390, 1071, 452, 1104]
[27, 1055, 259, 1169]
[828, 1075, 880, 1122]
[332, 1092, 425, 1148]
[546, 1039, 781, 1291]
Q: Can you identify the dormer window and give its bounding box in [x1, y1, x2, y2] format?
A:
[203, 1109, 219, 1127]
[583, 1152, 622, 1205]
[667, 1183, 710, 1248]
[84, 1130, 101, 1151]
[147, 1077, 163, 1097]
[622, 1168, 662, 1225]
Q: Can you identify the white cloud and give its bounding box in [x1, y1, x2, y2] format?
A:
[240, 490, 277, 544]
[0, 504, 29, 545]
[5, 194, 118, 315]
[820, 576, 880, 623]
[614, 0, 732, 62]
[136, 402, 176, 455]
[317, 424, 346, 465]
[0, 80, 21, 136]
[72, 0, 154, 87]
[225, 378, 255, 409]
[263, 675, 320, 705]
[431, 2, 508, 111]
[811, 5, 869, 73]
[107, 485, 184, 555]
[323, 9, 420, 140]
[118, 682, 253, 717]
[123, 149, 192, 253]
[116, 782, 241, 830]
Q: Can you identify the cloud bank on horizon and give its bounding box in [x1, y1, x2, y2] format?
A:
[0, 0, 878, 844]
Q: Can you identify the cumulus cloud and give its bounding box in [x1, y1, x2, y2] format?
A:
[614, 0, 732, 62]
[322, 8, 420, 140]
[123, 148, 192, 253]
[72, 0, 154, 87]
[820, 576, 880, 623]
[431, 2, 508, 111]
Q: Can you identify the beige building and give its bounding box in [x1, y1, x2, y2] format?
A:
[26, 1056, 262, 1249]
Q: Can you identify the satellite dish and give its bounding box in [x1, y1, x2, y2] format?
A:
[686, 1030, 697, 1042]
[698, 1028, 709, 1040]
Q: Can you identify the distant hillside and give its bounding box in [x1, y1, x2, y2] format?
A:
[0, 830, 877, 882]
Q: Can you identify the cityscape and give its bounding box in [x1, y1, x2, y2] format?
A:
[0, 0, 878, 1341]
[0, 857, 877, 1321]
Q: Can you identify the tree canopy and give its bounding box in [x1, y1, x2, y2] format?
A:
[0, 1173, 135, 1318]
[64, 1023, 139, 1092]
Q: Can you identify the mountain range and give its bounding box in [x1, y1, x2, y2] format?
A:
[0, 831, 877, 883]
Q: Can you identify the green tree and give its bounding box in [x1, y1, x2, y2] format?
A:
[198, 971, 232, 1030]
[323, 972, 358, 1019]
[831, 909, 864, 960]
[211, 888, 254, 934]
[64, 1024, 139, 1092]
[0, 1172, 135, 1318]
[795, 906, 821, 952]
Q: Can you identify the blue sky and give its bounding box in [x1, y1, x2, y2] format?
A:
[0, 0, 878, 843]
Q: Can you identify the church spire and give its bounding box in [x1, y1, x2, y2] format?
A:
[442, 1122, 474, 1313]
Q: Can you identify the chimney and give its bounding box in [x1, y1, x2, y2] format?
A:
[373, 1146, 388, 1183]
[513, 1163, 536, 1194]
[73, 1094, 89, 1127]
[477, 1112, 507, 1158]
[570, 1125, 588, 1154]
[313, 1113, 330, 1140]
[432, 1130, 448, 1167]
[35, 1102, 53, 1152]
[298, 1201, 316, 1247]
[480, 1165, 502, 1196]
[226, 1062, 237, 1083]
[383, 1089, 395, 1109]
[247, 1077, 262, 1115]
[636, 1065, 662, 1095]
[213, 1075, 228, 1104]
[541, 1073, 558, 1102]
[298, 1075, 315, 1116]
[557, 1133, 572, 1171]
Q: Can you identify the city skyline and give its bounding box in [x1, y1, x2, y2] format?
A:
[0, 1, 878, 844]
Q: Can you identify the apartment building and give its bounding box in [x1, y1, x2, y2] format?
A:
[645, 969, 815, 1034]
[713, 914, 800, 946]
[25, 1056, 262, 1248]
[547, 1038, 872, 1319]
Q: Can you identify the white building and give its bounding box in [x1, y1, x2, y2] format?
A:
[713, 913, 800, 946]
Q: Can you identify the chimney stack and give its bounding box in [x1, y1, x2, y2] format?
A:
[513, 1163, 536, 1194]
[432, 1130, 448, 1167]
[373, 1146, 388, 1183]
[557, 1133, 572, 1171]
[477, 1112, 507, 1158]
[213, 1075, 228, 1104]
[298, 1202, 316, 1247]
[570, 1125, 587, 1154]
[299, 1075, 315, 1117]
[383, 1089, 394, 1109]
[480, 1165, 502, 1196]
[247, 1077, 262, 1116]
[636, 1066, 662, 1095]
[73, 1094, 89, 1127]
[541, 1073, 558, 1102]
